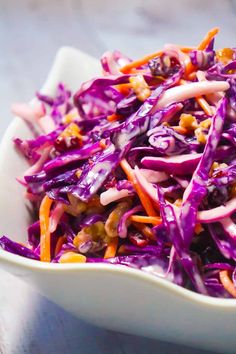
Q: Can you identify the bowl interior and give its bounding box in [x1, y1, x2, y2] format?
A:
[0, 47, 101, 244]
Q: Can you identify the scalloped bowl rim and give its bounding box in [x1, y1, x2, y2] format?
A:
[0, 46, 235, 308]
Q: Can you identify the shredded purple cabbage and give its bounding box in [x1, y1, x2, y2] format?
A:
[1, 31, 236, 298]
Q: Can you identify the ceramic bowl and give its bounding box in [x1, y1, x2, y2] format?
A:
[0, 47, 236, 354]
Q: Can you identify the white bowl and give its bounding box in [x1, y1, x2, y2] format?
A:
[0, 47, 236, 354]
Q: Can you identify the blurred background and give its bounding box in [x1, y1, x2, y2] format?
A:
[0, 1, 235, 353]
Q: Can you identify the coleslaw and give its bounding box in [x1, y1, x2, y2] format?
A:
[1, 28, 236, 298]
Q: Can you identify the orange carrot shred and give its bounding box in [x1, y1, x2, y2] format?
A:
[120, 51, 163, 74]
[197, 27, 219, 51]
[120, 45, 197, 74]
[180, 47, 196, 53]
[196, 97, 213, 116]
[180, 79, 213, 116]
[120, 159, 158, 217]
[132, 222, 155, 241]
[99, 139, 107, 149]
[184, 60, 196, 77]
[219, 270, 236, 298]
[130, 69, 150, 74]
[55, 235, 67, 256]
[188, 72, 197, 80]
[115, 83, 132, 95]
[104, 237, 119, 258]
[107, 113, 123, 122]
[115, 83, 133, 89]
[184, 28, 219, 78]
[39, 195, 53, 262]
[130, 215, 162, 226]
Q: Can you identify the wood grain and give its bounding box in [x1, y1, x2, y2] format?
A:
[1, 0, 235, 353]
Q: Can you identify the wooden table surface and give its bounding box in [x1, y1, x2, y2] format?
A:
[1, 0, 236, 353]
